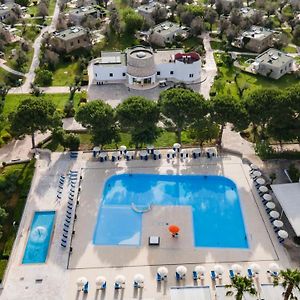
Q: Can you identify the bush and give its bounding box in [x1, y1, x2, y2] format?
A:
[35, 69, 53, 86]
[1, 131, 12, 143]
[63, 133, 80, 151]
[254, 140, 274, 159]
[63, 101, 75, 118]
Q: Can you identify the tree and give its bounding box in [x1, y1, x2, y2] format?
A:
[122, 8, 143, 34]
[75, 101, 119, 148]
[14, 49, 27, 71]
[116, 96, 160, 148]
[0, 206, 8, 239]
[0, 84, 10, 113]
[293, 24, 300, 43]
[109, 8, 121, 35]
[151, 7, 168, 23]
[226, 276, 257, 300]
[159, 88, 208, 143]
[273, 269, 300, 300]
[205, 8, 218, 31]
[35, 68, 53, 86]
[62, 133, 80, 151]
[190, 16, 204, 36]
[30, 83, 44, 97]
[37, 1, 48, 19]
[210, 95, 248, 145]
[9, 98, 62, 148]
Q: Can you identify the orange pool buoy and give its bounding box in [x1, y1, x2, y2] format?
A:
[168, 225, 180, 234]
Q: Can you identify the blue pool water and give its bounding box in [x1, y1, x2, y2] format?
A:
[22, 211, 55, 264]
[93, 174, 248, 249]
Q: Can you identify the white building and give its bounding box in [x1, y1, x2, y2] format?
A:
[137, 1, 160, 19]
[88, 46, 201, 88]
[251, 48, 294, 79]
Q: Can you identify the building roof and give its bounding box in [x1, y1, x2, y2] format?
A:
[153, 49, 184, 64]
[92, 51, 126, 66]
[242, 26, 274, 41]
[152, 21, 183, 37]
[255, 48, 294, 68]
[239, 7, 257, 18]
[54, 26, 87, 41]
[271, 182, 300, 236]
[137, 1, 159, 14]
[0, 3, 16, 15]
[68, 5, 104, 17]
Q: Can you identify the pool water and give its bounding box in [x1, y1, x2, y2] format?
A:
[93, 174, 248, 248]
[22, 211, 56, 264]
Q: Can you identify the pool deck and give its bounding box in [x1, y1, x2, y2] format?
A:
[0, 152, 295, 300]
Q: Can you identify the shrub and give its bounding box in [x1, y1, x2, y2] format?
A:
[1, 132, 12, 143]
[35, 68, 53, 86]
[62, 133, 80, 151]
[288, 164, 300, 182]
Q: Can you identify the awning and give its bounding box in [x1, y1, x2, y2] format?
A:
[170, 286, 211, 300]
[271, 183, 300, 236]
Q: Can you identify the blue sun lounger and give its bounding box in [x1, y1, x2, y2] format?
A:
[211, 270, 217, 280]
[229, 269, 235, 279]
[247, 269, 253, 278]
[82, 281, 89, 293]
[193, 271, 198, 280]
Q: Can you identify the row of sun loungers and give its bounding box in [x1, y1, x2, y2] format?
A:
[249, 164, 289, 244]
[61, 170, 78, 248]
[56, 175, 65, 202]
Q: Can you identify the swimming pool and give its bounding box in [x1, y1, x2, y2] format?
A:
[22, 211, 56, 264]
[93, 174, 248, 248]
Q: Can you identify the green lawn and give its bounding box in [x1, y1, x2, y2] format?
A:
[43, 130, 212, 152]
[282, 45, 298, 53]
[0, 161, 35, 282]
[211, 53, 299, 98]
[103, 31, 139, 51]
[3, 94, 81, 116]
[52, 61, 80, 86]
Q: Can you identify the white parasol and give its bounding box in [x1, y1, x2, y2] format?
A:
[278, 230, 288, 239]
[249, 263, 261, 274]
[157, 266, 168, 277]
[256, 178, 266, 185]
[263, 194, 272, 201]
[214, 264, 224, 275]
[259, 186, 268, 193]
[176, 265, 187, 276]
[231, 264, 242, 274]
[134, 274, 144, 284]
[266, 202, 276, 209]
[273, 220, 284, 228]
[269, 210, 280, 219]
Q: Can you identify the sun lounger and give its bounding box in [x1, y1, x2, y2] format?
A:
[175, 272, 181, 280]
[61, 238, 67, 243]
[64, 222, 69, 228]
[65, 218, 71, 224]
[57, 194, 62, 199]
[156, 273, 162, 281]
[211, 270, 217, 281]
[247, 269, 253, 278]
[66, 211, 72, 216]
[66, 215, 71, 220]
[63, 228, 68, 233]
[229, 269, 235, 279]
[61, 243, 66, 248]
[82, 281, 89, 293]
[67, 205, 72, 210]
[63, 233, 68, 239]
[114, 282, 122, 289]
[193, 271, 198, 280]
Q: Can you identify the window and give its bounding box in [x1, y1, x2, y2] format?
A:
[78, 39, 80, 44]
[122, 73, 126, 76]
[189, 74, 194, 78]
[109, 73, 113, 77]
[70, 42, 74, 46]
[170, 71, 174, 75]
[280, 69, 283, 74]
[157, 71, 160, 75]
[95, 73, 97, 77]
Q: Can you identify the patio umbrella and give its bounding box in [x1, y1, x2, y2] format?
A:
[278, 230, 288, 239]
[269, 263, 280, 273]
[111, 152, 119, 158]
[95, 276, 106, 288]
[259, 186, 268, 193]
[157, 266, 168, 277]
[263, 194, 272, 201]
[99, 152, 107, 158]
[231, 264, 242, 274]
[119, 145, 127, 151]
[192, 148, 201, 154]
[167, 149, 176, 156]
[147, 145, 154, 151]
[154, 149, 161, 155]
[266, 202, 276, 210]
[250, 263, 261, 274]
[168, 225, 180, 234]
[93, 146, 100, 152]
[253, 171, 262, 177]
[173, 143, 181, 149]
[115, 275, 126, 285]
[269, 210, 280, 219]
[256, 178, 266, 185]
[273, 220, 284, 228]
[140, 150, 148, 157]
[134, 274, 144, 284]
[176, 265, 187, 276]
[214, 264, 224, 275]
[180, 149, 188, 155]
[250, 164, 259, 170]
[195, 265, 206, 274]
[77, 277, 87, 288]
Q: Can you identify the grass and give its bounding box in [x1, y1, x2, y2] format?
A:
[0, 161, 35, 282]
[52, 61, 80, 86]
[3, 93, 81, 116]
[43, 130, 209, 152]
[211, 53, 300, 99]
[282, 45, 298, 53]
[103, 31, 139, 51]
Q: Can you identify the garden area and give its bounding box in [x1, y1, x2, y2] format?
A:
[0, 160, 35, 282]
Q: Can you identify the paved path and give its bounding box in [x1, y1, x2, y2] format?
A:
[10, 0, 61, 94]
[0, 59, 25, 77]
[199, 33, 218, 99]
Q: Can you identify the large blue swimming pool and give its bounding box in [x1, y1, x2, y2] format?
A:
[22, 211, 55, 264]
[93, 174, 248, 248]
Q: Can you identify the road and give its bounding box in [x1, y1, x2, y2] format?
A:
[9, 0, 61, 94]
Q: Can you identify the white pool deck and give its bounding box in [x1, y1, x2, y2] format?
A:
[0, 152, 296, 300]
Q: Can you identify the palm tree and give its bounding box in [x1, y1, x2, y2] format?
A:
[225, 275, 257, 300]
[273, 269, 300, 300]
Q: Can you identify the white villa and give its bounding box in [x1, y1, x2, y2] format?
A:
[251, 48, 295, 79]
[88, 46, 201, 88]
